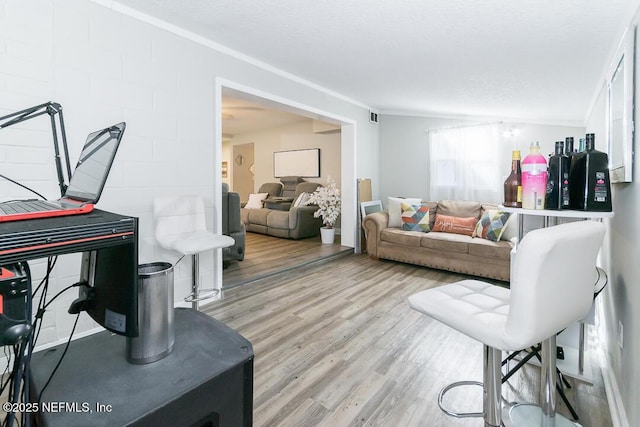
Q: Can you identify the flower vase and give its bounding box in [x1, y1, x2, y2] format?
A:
[320, 227, 335, 244]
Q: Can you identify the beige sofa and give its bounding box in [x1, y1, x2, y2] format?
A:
[362, 200, 515, 282]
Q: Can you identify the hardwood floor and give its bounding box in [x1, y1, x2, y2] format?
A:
[206, 254, 612, 427]
[223, 232, 353, 288]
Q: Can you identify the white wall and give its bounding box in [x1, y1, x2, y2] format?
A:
[0, 0, 375, 346]
[225, 119, 342, 197]
[585, 13, 640, 427]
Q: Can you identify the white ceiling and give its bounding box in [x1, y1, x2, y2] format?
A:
[121, 0, 639, 125]
[221, 95, 309, 137]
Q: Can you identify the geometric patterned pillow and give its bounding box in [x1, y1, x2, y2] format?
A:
[472, 210, 512, 242]
[400, 203, 430, 232]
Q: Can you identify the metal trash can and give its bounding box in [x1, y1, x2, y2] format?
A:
[126, 262, 175, 364]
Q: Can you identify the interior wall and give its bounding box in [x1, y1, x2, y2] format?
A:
[0, 0, 375, 347]
[228, 119, 341, 198]
[585, 14, 640, 427]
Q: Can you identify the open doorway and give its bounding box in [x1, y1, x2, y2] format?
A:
[218, 85, 355, 288]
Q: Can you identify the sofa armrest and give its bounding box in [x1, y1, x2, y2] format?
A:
[288, 206, 323, 239]
[362, 211, 389, 257]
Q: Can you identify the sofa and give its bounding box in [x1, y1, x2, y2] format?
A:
[241, 181, 324, 239]
[222, 183, 245, 264]
[362, 199, 515, 282]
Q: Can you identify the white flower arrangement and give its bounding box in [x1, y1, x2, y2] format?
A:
[305, 177, 341, 228]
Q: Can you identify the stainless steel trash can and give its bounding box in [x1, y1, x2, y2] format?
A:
[126, 262, 175, 364]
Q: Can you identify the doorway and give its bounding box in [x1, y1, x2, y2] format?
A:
[232, 143, 254, 202]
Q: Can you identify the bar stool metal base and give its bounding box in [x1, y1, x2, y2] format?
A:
[438, 380, 484, 418]
[503, 403, 581, 427]
[183, 253, 220, 311]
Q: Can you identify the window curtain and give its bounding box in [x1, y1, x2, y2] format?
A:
[428, 123, 504, 203]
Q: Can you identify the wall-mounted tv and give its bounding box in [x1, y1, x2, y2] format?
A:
[273, 148, 320, 178]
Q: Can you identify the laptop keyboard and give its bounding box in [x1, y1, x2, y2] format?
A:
[0, 200, 61, 215]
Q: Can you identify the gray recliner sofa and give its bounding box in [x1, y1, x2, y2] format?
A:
[222, 183, 245, 264]
[241, 180, 323, 239]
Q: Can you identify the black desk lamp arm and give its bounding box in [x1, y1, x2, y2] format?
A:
[0, 101, 72, 197]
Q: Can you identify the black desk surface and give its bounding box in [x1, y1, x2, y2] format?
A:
[30, 308, 254, 427]
[0, 209, 137, 264]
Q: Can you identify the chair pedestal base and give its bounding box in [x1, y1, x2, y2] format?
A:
[184, 253, 219, 311]
[438, 381, 483, 418]
[504, 404, 580, 427]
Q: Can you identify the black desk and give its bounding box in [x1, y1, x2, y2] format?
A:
[0, 209, 137, 264]
[29, 308, 254, 427]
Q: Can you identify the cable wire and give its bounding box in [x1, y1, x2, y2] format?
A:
[0, 174, 46, 200]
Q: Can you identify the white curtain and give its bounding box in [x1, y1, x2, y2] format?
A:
[429, 123, 504, 203]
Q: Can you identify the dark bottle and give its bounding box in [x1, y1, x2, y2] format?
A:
[504, 150, 522, 208]
[569, 134, 612, 211]
[565, 137, 574, 157]
[545, 141, 571, 209]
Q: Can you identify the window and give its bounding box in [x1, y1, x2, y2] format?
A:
[429, 123, 504, 203]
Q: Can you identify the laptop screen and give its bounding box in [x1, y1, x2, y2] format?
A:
[64, 122, 126, 203]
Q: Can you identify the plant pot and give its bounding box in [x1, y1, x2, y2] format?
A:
[320, 227, 335, 244]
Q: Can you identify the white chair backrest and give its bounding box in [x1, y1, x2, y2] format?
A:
[505, 221, 605, 349]
[153, 196, 208, 245]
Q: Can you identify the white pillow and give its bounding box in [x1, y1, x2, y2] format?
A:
[293, 192, 309, 207]
[388, 197, 422, 228]
[245, 193, 268, 209]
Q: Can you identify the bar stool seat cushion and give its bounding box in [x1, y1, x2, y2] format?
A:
[157, 231, 235, 256]
[409, 281, 512, 350]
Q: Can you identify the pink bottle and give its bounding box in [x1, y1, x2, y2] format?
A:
[521, 142, 547, 209]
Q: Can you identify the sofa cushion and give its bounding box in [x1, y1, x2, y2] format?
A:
[437, 200, 482, 219]
[432, 214, 477, 236]
[381, 228, 423, 247]
[400, 203, 430, 232]
[421, 232, 471, 253]
[267, 210, 290, 229]
[246, 208, 270, 226]
[388, 197, 422, 228]
[473, 210, 512, 242]
[468, 238, 513, 260]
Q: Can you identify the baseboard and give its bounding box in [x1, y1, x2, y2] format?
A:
[599, 348, 630, 427]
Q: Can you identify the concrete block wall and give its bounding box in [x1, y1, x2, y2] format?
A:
[0, 0, 218, 345]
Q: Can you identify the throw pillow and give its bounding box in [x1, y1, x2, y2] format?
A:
[400, 203, 430, 232]
[388, 197, 422, 228]
[432, 214, 477, 236]
[293, 192, 309, 207]
[473, 210, 512, 242]
[245, 192, 268, 209]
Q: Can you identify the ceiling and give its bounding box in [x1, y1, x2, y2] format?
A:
[121, 0, 639, 125]
[221, 95, 309, 137]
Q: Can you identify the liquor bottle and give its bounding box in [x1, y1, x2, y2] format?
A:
[578, 138, 586, 152]
[565, 137, 574, 157]
[503, 150, 522, 208]
[569, 134, 612, 211]
[522, 142, 547, 209]
[545, 141, 570, 209]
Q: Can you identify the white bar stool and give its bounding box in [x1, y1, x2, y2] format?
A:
[154, 195, 234, 310]
[408, 221, 605, 427]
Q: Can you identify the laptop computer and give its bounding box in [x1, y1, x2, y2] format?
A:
[0, 122, 126, 223]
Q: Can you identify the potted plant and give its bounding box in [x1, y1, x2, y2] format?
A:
[306, 177, 341, 244]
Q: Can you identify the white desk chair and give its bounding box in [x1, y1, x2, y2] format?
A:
[154, 195, 234, 311]
[408, 221, 605, 427]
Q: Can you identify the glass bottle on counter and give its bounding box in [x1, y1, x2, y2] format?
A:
[522, 142, 547, 209]
[503, 150, 522, 208]
[545, 141, 570, 209]
[569, 133, 612, 211]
